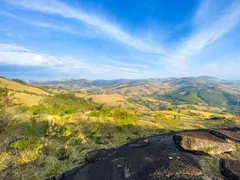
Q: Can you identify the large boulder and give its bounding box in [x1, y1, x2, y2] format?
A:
[210, 128, 240, 143]
[47, 129, 240, 180]
[48, 134, 205, 180]
[220, 159, 240, 180]
[174, 131, 236, 155]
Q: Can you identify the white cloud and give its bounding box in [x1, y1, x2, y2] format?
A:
[103, 65, 139, 74]
[5, 0, 164, 54]
[0, 44, 143, 78]
[0, 43, 30, 52]
[192, 61, 240, 80]
[0, 11, 93, 37]
[164, 0, 240, 69]
[109, 60, 148, 69]
[0, 43, 84, 67]
[1, 0, 240, 80]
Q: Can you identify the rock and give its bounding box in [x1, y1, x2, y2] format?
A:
[220, 159, 240, 180]
[50, 134, 205, 180]
[174, 131, 236, 155]
[48, 129, 240, 180]
[129, 137, 150, 148]
[85, 148, 115, 163]
[210, 128, 240, 143]
[58, 156, 69, 161]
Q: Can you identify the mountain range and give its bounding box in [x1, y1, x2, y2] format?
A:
[33, 76, 240, 109]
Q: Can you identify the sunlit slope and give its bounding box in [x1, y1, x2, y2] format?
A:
[0, 77, 48, 95]
[12, 91, 43, 106]
[0, 77, 48, 106]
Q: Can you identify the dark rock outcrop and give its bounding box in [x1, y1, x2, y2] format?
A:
[47, 128, 240, 180]
[210, 128, 240, 143]
[85, 148, 116, 163]
[174, 131, 236, 155]
[220, 159, 240, 180]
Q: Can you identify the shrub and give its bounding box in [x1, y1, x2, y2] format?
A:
[154, 113, 168, 121]
[18, 149, 40, 164]
[10, 139, 43, 151]
[0, 88, 14, 117]
[10, 139, 43, 164]
[89, 111, 100, 117]
[89, 122, 101, 139]
[154, 113, 178, 130]
[12, 79, 27, 85]
[27, 118, 48, 137]
[113, 108, 138, 126]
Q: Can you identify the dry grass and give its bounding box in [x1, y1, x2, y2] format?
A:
[0, 78, 48, 95]
[178, 104, 224, 112]
[12, 91, 43, 106]
[87, 94, 127, 107]
[110, 82, 174, 96]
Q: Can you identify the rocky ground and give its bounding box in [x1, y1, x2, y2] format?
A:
[48, 128, 240, 180]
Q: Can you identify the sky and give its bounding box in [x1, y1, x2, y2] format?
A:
[0, 0, 240, 80]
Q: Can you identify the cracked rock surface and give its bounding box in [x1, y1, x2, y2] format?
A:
[48, 128, 240, 180]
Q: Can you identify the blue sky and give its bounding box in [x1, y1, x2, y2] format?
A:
[0, 0, 240, 80]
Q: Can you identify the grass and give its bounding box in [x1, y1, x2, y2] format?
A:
[12, 91, 43, 106]
[0, 78, 48, 96]
[0, 78, 240, 180]
[87, 94, 126, 107]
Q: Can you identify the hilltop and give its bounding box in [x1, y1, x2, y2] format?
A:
[0, 77, 239, 180]
[48, 128, 240, 180]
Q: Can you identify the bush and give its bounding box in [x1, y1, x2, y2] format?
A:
[10, 139, 43, 151]
[27, 118, 48, 137]
[154, 113, 178, 130]
[113, 108, 138, 126]
[89, 111, 100, 117]
[12, 79, 27, 85]
[0, 88, 14, 118]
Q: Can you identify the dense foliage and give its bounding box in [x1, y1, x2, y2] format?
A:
[26, 93, 95, 116]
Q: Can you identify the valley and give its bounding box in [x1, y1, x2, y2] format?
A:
[0, 76, 240, 179]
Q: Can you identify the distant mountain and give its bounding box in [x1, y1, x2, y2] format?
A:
[34, 78, 177, 88]
[33, 76, 240, 108]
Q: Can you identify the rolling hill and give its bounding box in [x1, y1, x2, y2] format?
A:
[0, 77, 49, 106]
[34, 76, 240, 109]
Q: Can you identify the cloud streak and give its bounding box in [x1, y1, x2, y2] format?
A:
[0, 43, 85, 67]
[5, 0, 164, 54]
[164, 0, 240, 69]
[1, 0, 240, 79]
[0, 11, 93, 37]
[0, 43, 142, 77]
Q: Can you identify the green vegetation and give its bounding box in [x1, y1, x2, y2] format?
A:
[12, 79, 27, 85]
[26, 93, 94, 116]
[0, 88, 14, 117]
[0, 77, 240, 180]
[165, 86, 204, 104]
[198, 87, 225, 106]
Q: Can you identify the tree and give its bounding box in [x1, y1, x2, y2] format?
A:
[0, 88, 14, 132]
[0, 88, 13, 117]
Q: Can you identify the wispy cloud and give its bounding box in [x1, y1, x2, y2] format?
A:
[0, 11, 92, 37]
[164, 0, 240, 69]
[5, 0, 164, 54]
[103, 65, 139, 74]
[0, 43, 142, 78]
[0, 43, 84, 67]
[109, 60, 148, 69]
[1, 0, 240, 79]
[0, 43, 30, 52]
